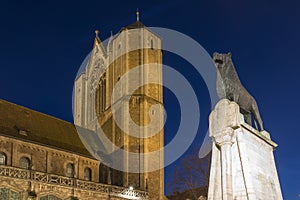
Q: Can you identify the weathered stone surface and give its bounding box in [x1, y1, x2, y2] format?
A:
[209, 99, 241, 137]
[208, 99, 283, 200]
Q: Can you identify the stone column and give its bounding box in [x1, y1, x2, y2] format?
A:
[212, 127, 235, 200]
[208, 99, 240, 200]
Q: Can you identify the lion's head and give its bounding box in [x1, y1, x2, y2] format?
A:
[213, 52, 232, 70]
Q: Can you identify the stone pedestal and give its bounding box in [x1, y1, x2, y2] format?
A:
[208, 99, 283, 200]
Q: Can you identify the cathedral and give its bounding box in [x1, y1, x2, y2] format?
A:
[0, 13, 165, 200]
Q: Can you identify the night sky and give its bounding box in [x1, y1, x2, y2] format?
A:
[0, 0, 299, 199]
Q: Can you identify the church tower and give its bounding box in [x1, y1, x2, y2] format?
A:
[74, 12, 164, 200]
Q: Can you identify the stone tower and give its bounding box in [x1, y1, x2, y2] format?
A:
[74, 15, 164, 200]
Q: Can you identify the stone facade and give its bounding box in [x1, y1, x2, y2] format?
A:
[0, 134, 149, 200]
[208, 99, 283, 200]
[74, 20, 164, 199]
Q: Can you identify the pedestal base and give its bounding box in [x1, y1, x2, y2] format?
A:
[208, 100, 283, 200]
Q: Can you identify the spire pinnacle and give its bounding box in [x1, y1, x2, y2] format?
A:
[136, 8, 140, 21]
[95, 30, 99, 38]
[94, 30, 101, 48]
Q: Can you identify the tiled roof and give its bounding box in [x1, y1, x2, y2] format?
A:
[0, 99, 92, 157]
[125, 21, 145, 29]
[120, 21, 146, 32]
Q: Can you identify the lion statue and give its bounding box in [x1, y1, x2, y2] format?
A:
[213, 52, 264, 131]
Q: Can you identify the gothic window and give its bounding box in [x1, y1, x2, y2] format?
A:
[0, 188, 20, 200]
[99, 82, 103, 113]
[19, 157, 30, 169]
[101, 74, 106, 112]
[66, 163, 74, 178]
[97, 83, 101, 114]
[84, 167, 92, 181]
[99, 163, 109, 184]
[89, 91, 96, 120]
[40, 195, 62, 200]
[96, 88, 100, 116]
[150, 39, 154, 50]
[92, 92, 95, 120]
[111, 168, 123, 186]
[92, 93, 94, 120]
[103, 79, 106, 109]
[0, 152, 6, 165]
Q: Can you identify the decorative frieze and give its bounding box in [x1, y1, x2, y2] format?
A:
[0, 165, 149, 199]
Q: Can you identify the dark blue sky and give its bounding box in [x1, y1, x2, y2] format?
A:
[0, 0, 299, 199]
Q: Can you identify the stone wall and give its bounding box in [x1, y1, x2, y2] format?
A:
[0, 135, 99, 181]
[0, 135, 149, 199]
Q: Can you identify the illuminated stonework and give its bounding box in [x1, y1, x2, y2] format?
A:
[208, 99, 283, 200]
[74, 19, 164, 200]
[0, 96, 149, 200]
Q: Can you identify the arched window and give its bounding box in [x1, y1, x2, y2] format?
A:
[19, 157, 30, 169]
[0, 152, 6, 165]
[66, 163, 74, 178]
[84, 167, 92, 181]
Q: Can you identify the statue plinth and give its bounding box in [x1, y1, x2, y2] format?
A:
[208, 99, 283, 200]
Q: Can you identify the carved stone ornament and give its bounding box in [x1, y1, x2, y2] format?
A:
[212, 127, 235, 146]
[209, 99, 241, 138]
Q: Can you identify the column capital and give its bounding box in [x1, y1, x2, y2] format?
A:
[213, 127, 235, 146]
[209, 99, 241, 138]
